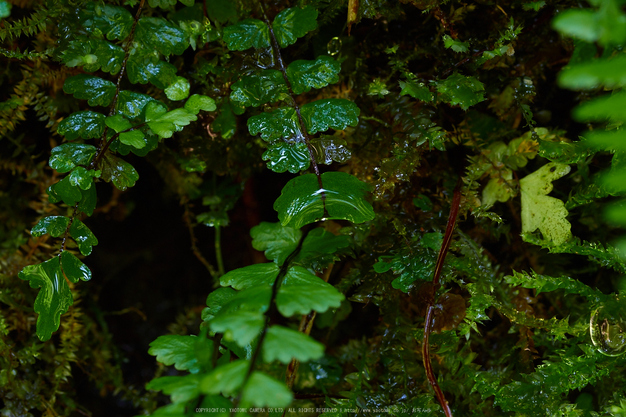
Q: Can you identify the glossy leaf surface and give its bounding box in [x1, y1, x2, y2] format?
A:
[436, 72, 485, 110]
[31, 216, 70, 238]
[300, 99, 360, 134]
[136, 17, 189, 56]
[286, 56, 340, 94]
[222, 19, 270, 50]
[57, 111, 105, 140]
[69, 166, 100, 190]
[184, 94, 217, 114]
[63, 74, 116, 107]
[69, 219, 98, 256]
[117, 90, 159, 118]
[100, 154, 139, 191]
[272, 6, 318, 48]
[47, 176, 83, 206]
[262, 141, 310, 173]
[62, 38, 125, 74]
[251, 222, 301, 266]
[147, 105, 197, 138]
[79, 2, 134, 40]
[248, 107, 301, 142]
[60, 251, 92, 282]
[274, 172, 375, 229]
[276, 266, 344, 316]
[18, 257, 74, 341]
[263, 325, 324, 363]
[164, 76, 190, 101]
[230, 70, 288, 108]
[49, 143, 97, 174]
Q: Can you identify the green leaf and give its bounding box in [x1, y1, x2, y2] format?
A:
[127, 54, 178, 87]
[286, 56, 340, 94]
[136, 17, 189, 56]
[210, 310, 265, 347]
[57, 111, 105, 140]
[443, 34, 470, 52]
[49, 143, 97, 174]
[272, 6, 318, 48]
[100, 154, 139, 191]
[147, 0, 177, 9]
[263, 325, 324, 363]
[63, 74, 116, 107]
[574, 92, 626, 122]
[230, 70, 288, 108]
[520, 162, 572, 245]
[60, 251, 92, 282]
[436, 72, 485, 110]
[0, 1, 11, 19]
[276, 266, 344, 316]
[31, 216, 70, 238]
[105, 114, 132, 133]
[146, 374, 201, 403]
[69, 219, 98, 256]
[77, 186, 98, 216]
[200, 359, 248, 396]
[241, 372, 293, 408]
[165, 76, 190, 101]
[117, 90, 160, 118]
[149, 335, 213, 373]
[220, 263, 279, 290]
[185, 94, 217, 114]
[18, 257, 74, 341]
[558, 55, 626, 90]
[300, 99, 360, 134]
[399, 80, 434, 103]
[62, 38, 125, 74]
[274, 171, 375, 229]
[293, 227, 351, 270]
[119, 130, 146, 149]
[147, 106, 197, 138]
[505, 270, 605, 303]
[262, 141, 310, 173]
[47, 176, 83, 206]
[69, 166, 100, 190]
[310, 136, 351, 165]
[248, 107, 301, 142]
[222, 19, 270, 50]
[204, 287, 237, 320]
[205, 0, 237, 24]
[250, 222, 302, 266]
[79, 2, 134, 41]
[552, 6, 626, 45]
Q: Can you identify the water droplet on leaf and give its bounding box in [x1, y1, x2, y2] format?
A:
[590, 302, 626, 356]
[327, 37, 342, 56]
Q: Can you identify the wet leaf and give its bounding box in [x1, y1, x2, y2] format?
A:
[286, 56, 340, 94]
[200, 359, 248, 396]
[47, 176, 83, 205]
[262, 141, 310, 173]
[149, 335, 213, 373]
[100, 153, 139, 191]
[399, 80, 434, 103]
[250, 222, 302, 266]
[60, 251, 92, 282]
[63, 74, 116, 107]
[117, 90, 160, 118]
[57, 111, 105, 140]
[119, 130, 147, 149]
[18, 257, 74, 341]
[49, 143, 97, 174]
[301, 99, 360, 134]
[31, 216, 70, 238]
[165, 76, 190, 101]
[184, 94, 217, 114]
[276, 266, 344, 316]
[248, 107, 301, 142]
[223, 19, 270, 50]
[293, 227, 351, 270]
[146, 374, 201, 403]
[436, 72, 485, 110]
[69, 166, 100, 190]
[311, 136, 351, 164]
[77, 186, 97, 216]
[62, 38, 125, 74]
[105, 114, 132, 133]
[69, 219, 98, 256]
[136, 17, 189, 56]
[520, 162, 572, 245]
[79, 2, 134, 40]
[230, 70, 288, 108]
[263, 325, 324, 364]
[127, 54, 178, 87]
[274, 171, 375, 229]
[272, 6, 318, 48]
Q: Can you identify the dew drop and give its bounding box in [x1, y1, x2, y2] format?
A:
[327, 37, 342, 56]
[590, 302, 626, 356]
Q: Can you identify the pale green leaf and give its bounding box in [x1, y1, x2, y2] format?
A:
[241, 372, 293, 408]
[165, 76, 190, 101]
[276, 266, 344, 316]
[263, 325, 324, 363]
[146, 374, 201, 403]
[148, 335, 212, 373]
[250, 222, 301, 265]
[185, 94, 217, 114]
[200, 359, 248, 396]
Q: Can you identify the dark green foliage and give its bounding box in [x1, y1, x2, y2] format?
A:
[4, 0, 626, 416]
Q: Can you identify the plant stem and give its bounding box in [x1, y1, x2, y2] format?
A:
[422, 179, 462, 417]
[215, 225, 225, 278]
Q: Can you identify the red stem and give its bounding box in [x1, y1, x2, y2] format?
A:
[422, 180, 462, 417]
